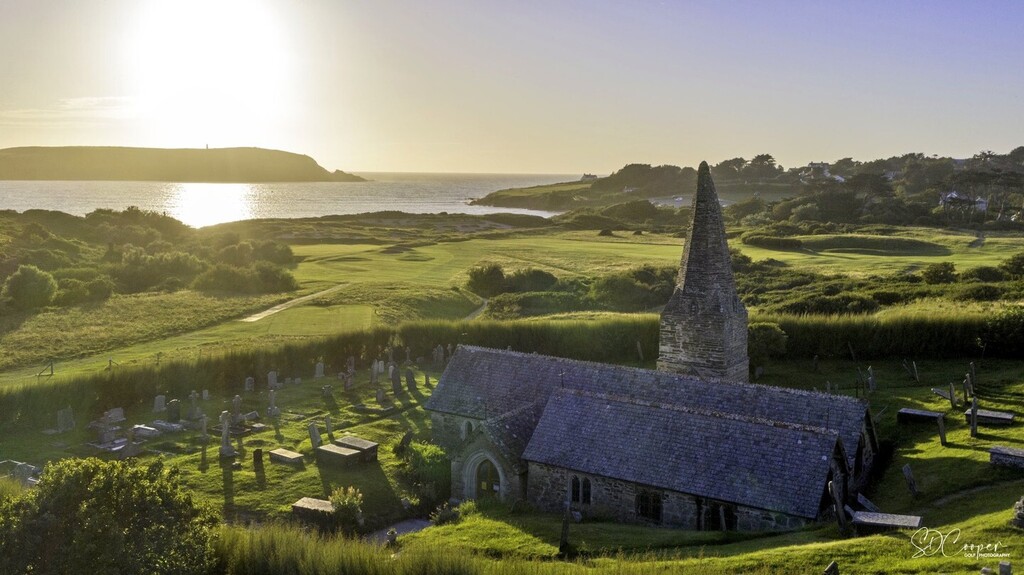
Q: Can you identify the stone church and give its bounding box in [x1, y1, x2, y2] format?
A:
[425, 163, 877, 531]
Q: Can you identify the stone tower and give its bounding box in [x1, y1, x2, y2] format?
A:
[657, 161, 749, 382]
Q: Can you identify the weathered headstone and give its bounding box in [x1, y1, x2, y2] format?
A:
[188, 390, 201, 419]
[267, 371, 278, 389]
[56, 407, 75, 433]
[153, 394, 167, 413]
[232, 395, 243, 425]
[949, 382, 958, 410]
[866, 366, 876, 392]
[902, 463, 919, 496]
[395, 430, 413, 455]
[321, 385, 333, 400]
[937, 416, 947, 447]
[998, 561, 1011, 575]
[963, 378, 971, 405]
[285, 377, 293, 386]
[405, 346, 411, 364]
[347, 356, 355, 372]
[121, 427, 141, 458]
[199, 414, 209, 444]
[813, 354, 820, 373]
[971, 396, 979, 438]
[253, 448, 264, 470]
[376, 388, 386, 405]
[219, 411, 236, 458]
[294, 377, 302, 385]
[387, 363, 394, 380]
[405, 368, 417, 392]
[325, 415, 334, 442]
[559, 502, 572, 555]
[202, 389, 210, 401]
[244, 377, 255, 392]
[824, 561, 840, 575]
[267, 389, 281, 419]
[424, 374, 432, 389]
[166, 399, 181, 423]
[308, 422, 321, 449]
[315, 362, 325, 379]
[391, 368, 402, 395]
[370, 367, 378, 385]
[104, 407, 126, 424]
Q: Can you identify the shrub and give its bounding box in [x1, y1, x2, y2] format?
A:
[748, 322, 787, 368]
[429, 502, 461, 526]
[772, 292, 879, 315]
[1001, 252, 1024, 278]
[922, 262, 957, 284]
[329, 486, 364, 534]
[955, 283, 1004, 302]
[466, 263, 506, 297]
[505, 268, 557, 293]
[960, 266, 1006, 283]
[1, 264, 57, 309]
[0, 459, 217, 575]
[740, 232, 803, 250]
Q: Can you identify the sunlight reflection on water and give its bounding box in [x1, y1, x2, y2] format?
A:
[166, 183, 256, 227]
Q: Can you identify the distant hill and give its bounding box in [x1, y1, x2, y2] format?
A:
[0, 146, 365, 183]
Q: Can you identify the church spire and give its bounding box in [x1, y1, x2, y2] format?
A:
[657, 161, 749, 382]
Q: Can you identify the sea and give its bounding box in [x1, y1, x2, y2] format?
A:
[0, 172, 576, 228]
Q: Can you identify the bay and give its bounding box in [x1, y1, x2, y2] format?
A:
[0, 172, 574, 228]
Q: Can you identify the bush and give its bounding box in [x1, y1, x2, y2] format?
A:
[466, 263, 506, 297]
[922, 262, 957, 284]
[1001, 252, 1024, 278]
[960, 266, 1006, 283]
[0, 459, 217, 575]
[428, 502, 461, 526]
[740, 232, 803, 250]
[955, 283, 1004, 302]
[772, 292, 879, 315]
[748, 322, 787, 368]
[505, 268, 557, 293]
[1, 264, 57, 309]
[329, 486, 364, 534]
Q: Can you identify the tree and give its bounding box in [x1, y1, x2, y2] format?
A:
[922, 262, 957, 284]
[748, 322, 787, 372]
[1, 264, 57, 310]
[0, 458, 217, 575]
[466, 263, 507, 297]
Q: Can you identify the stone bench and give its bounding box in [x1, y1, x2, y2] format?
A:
[269, 448, 304, 465]
[964, 409, 1015, 426]
[897, 408, 943, 423]
[333, 435, 379, 462]
[851, 511, 922, 533]
[990, 446, 1024, 470]
[315, 444, 361, 467]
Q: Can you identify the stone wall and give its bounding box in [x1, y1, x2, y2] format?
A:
[430, 412, 483, 452]
[658, 296, 749, 383]
[448, 433, 523, 502]
[526, 462, 810, 531]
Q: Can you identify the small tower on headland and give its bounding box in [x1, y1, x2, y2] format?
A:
[657, 161, 749, 382]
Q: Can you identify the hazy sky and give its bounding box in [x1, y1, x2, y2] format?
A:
[1, 0, 1022, 174]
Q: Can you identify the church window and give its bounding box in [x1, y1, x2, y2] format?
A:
[582, 478, 592, 504]
[463, 420, 474, 439]
[570, 476, 580, 503]
[635, 489, 662, 523]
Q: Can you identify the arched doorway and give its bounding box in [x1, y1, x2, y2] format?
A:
[476, 458, 500, 499]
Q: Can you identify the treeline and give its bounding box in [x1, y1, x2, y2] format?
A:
[0, 207, 297, 313]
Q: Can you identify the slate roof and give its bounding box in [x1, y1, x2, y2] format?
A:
[425, 345, 870, 468]
[521, 388, 840, 519]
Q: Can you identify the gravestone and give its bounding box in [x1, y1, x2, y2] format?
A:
[347, 356, 355, 372]
[971, 396, 980, 437]
[166, 399, 181, 424]
[315, 362, 325, 379]
[308, 423, 321, 449]
[253, 448, 264, 470]
[388, 347, 394, 363]
[13, 463, 34, 485]
[866, 366, 876, 392]
[387, 364, 394, 379]
[949, 382, 958, 410]
[267, 371, 279, 389]
[219, 411, 236, 458]
[295, 377, 302, 385]
[391, 368, 402, 395]
[56, 407, 75, 433]
[405, 346, 411, 363]
[202, 389, 209, 401]
[121, 427, 141, 458]
[199, 414, 209, 444]
[267, 389, 281, 419]
[104, 407, 126, 424]
[370, 367, 378, 385]
[321, 385, 333, 400]
[902, 464, 919, 496]
[285, 377, 293, 386]
[447, 343, 453, 359]
[963, 378, 971, 405]
[153, 394, 167, 413]
[376, 388, 385, 405]
[188, 390, 201, 419]
[405, 368, 417, 392]
[395, 430, 414, 455]
[824, 561, 839, 575]
[244, 377, 255, 392]
[424, 374, 432, 389]
[343, 373, 353, 391]
[325, 415, 334, 442]
[232, 395, 243, 425]
[937, 416, 947, 447]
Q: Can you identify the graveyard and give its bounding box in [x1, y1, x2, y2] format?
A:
[1, 214, 1023, 574]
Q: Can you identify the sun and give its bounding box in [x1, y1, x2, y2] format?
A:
[127, 0, 294, 146]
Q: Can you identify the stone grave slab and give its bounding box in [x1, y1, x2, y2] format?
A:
[851, 511, 923, 533]
[132, 424, 161, 438]
[964, 408, 1015, 426]
[333, 435, 379, 462]
[151, 420, 185, 433]
[990, 445, 1024, 470]
[315, 444, 361, 467]
[291, 497, 334, 523]
[897, 408, 943, 423]
[269, 448, 304, 465]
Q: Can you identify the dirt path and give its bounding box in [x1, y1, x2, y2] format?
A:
[239, 284, 347, 322]
[464, 298, 488, 320]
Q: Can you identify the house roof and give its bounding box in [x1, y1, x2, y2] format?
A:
[424, 345, 869, 468]
[521, 388, 841, 519]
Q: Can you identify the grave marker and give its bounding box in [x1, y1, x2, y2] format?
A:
[219, 411, 236, 458]
[405, 368, 417, 392]
[56, 407, 75, 433]
[325, 415, 334, 442]
[971, 396, 979, 438]
[308, 423, 321, 449]
[166, 399, 181, 424]
[253, 448, 264, 470]
[902, 464, 919, 496]
[315, 361, 325, 379]
[232, 395, 243, 425]
[267, 371, 278, 389]
[937, 416, 947, 447]
[244, 377, 255, 392]
[267, 389, 281, 419]
[153, 394, 166, 413]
